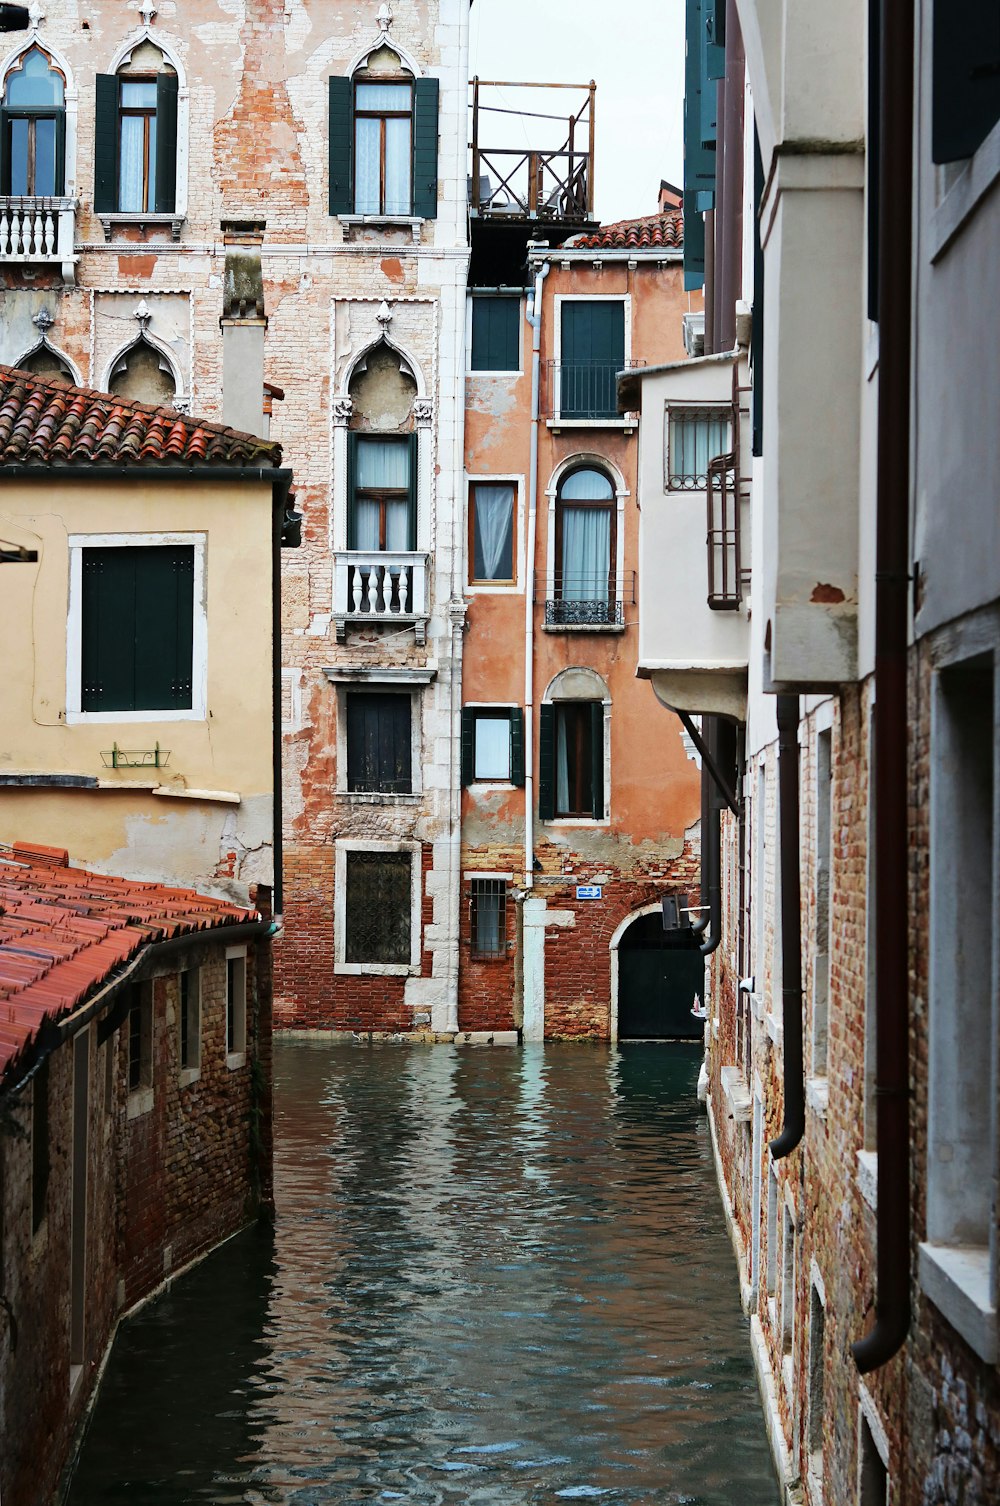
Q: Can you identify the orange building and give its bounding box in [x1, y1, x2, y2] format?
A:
[460, 184, 704, 1040]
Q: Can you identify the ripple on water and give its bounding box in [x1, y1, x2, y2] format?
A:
[68, 1042, 779, 1506]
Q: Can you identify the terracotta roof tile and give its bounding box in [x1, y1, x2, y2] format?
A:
[569, 212, 685, 251]
[0, 366, 282, 470]
[0, 846, 258, 1089]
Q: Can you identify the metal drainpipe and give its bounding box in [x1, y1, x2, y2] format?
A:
[852, 0, 913, 1375]
[770, 694, 804, 1158]
[523, 255, 550, 891]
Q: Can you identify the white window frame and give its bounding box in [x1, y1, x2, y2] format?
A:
[65, 531, 207, 724]
[543, 454, 628, 632]
[225, 946, 247, 1069]
[466, 472, 524, 593]
[551, 293, 632, 427]
[663, 400, 732, 492]
[466, 291, 524, 376]
[334, 838, 422, 976]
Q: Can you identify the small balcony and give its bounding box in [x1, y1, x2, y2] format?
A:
[545, 360, 644, 426]
[0, 196, 78, 284]
[333, 551, 430, 645]
[469, 79, 595, 225]
[535, 572, 635, 632]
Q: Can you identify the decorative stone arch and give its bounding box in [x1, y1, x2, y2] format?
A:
[543, 665, 610, 704]
[346, 9, 424, 81]
[608, 902, 665, 1043]
[0, 34, 78, 196]
[101, 332, 186, 410]
[339, 331, 427, 402]
[106, 26, 189, 221]
[14, 336, 81, 386]
[544, 451, 629, 606]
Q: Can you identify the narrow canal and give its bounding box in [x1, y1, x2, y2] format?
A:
[68, 1042, 779, 1505]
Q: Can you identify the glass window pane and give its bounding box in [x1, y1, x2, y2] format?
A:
[560, 467, 613, 501]
[6, 48, 63, 107]
[384, 498, 410, 551]
[118, 113, 146, 212]
[9, 117, 29, 195]
[472, 484, 514, 580]
[355, 82, 411, 111]
[357, 437, 410, 490]
[146, 114, 157, 210]
[474, 716, 511, 780]
[561, 505, 610, 600]
[33, 115, 57, 195]
[120, 81, 157, 108]
[668, 410, 730, 486]
[353, 497, 381, 551]
[384, 116, 411, 214]
[354, 117, 379, 213]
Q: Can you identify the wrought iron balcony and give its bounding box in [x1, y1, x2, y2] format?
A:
[333, 551, 429, 645]
[544, 360, 644, 423]
[534, 572, 635, 629]
[0, 196, 78, 283]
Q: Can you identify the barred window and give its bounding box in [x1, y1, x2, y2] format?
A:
[345, 850, 412, 964]
[179, 967, 200, 1073]
[127, 982, 153, 1093]
[666, 406, 731, 490]
[470, 878, 506, 958]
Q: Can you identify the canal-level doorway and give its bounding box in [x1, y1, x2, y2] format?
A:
[611, 905, 705, 1041]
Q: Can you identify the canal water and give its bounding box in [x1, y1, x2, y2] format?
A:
[68, 1042, 779, 1505]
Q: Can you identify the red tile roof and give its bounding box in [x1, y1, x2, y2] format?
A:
[0, 366, 282, 469]
[569, 212, 684, 251]
[0, 845, 258, 1088]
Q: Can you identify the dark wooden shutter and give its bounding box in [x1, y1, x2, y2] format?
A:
[589, 701, 605, 820]
[461, 707, 475, 785]
[154, 72, 178, 213]
[346, 430, 358, 548]
[328, 76, 353, 214]
[82, 549, 135, 711]
[560, 300, 625, 418]
[347, 692, 411, 792]
[412, 77, 439, 218]
[55, 109, 67, 196]
[510, 707, 525, 787]
[538, 703, 555, 821]
[932, 3, 1000, 163]
[82, 546, 193, 712]
[94, 74, 118, 213]
[471, 297, 519, 371]
[0, 108, 10, 194]
[406, 431, 418, 548]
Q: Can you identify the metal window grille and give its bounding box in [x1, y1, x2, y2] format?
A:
[470, 878, 507, 958]
[666, 407, 731, 490]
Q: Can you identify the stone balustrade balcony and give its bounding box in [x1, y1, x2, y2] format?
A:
[333, 551, 430, 645]
[0, 196, 78, 284]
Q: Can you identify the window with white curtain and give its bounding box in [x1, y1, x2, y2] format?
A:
[666, 406, 731, 490]
[553, 466, 615, 624]
[350, 435, 414, 551]
[470, 481, 515, 583]
[118, 77, 158, 212]
[354, 79, 412, 215]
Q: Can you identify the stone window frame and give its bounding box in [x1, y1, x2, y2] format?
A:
[541, 665, 612, 827]
[0, 34, 77, 197]
[334, 838, 422, 977]
[65, 530, 208, 725]
[806, 1261, 827, 1492]
[225, 947, 247, 1070]
[98, 27, 189, 239]
[178, 965, 201, 1086]
[126, 980, 154, 1120]
[326, 667, 430, 804]
[918, 622, 999, 1365]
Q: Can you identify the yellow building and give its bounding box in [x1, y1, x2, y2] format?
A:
[0, 365, 298, 910]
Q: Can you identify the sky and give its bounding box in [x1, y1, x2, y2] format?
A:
[468, 0, 686, 225]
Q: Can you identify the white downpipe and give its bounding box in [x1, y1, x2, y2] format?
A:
[523, 255, 550, 891]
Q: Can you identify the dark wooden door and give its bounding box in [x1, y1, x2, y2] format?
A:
[617, 914, 705, 1040]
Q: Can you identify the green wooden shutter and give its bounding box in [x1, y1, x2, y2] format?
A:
[82, 549, 135, 711]
[94, 74, 118, 213]
[589, 702, 605, 820]
[412, 77, 439, 218]
[133, 547, 194, 711]
[471, 297, 519, 371]
[154, 72, 178, 213]
[933, 3, 1000, 163]
[461, 707, 475, 785]
[346, 430, 358, 548]
[0, 110, 9, 194]
[538, 703, 555, 821]
[510, 707, 525, 787]
[561, 301, 624, 418]
[328, 76, 352, 214]
[406, 431, 418, 548]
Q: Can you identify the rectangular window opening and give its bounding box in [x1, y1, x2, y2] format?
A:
[346, 691, 412, 793]
[808, 1286, 826, 1480]
[80, 544, 195, 714]
[179, 967, 201, 1073]
[226, 953, 247, 1058]
[471, 296, 520, 371]
[470, 878, 507, 959]
[555, 701, 601, 817]
[470, 481, 516, 584]
[31, 1058, 49, 1235]
[859, 1413, 889, 1506]
[344, 850, 413, 966]
[780, 1202, 795, 1358]
[666, 406, 732, 490]
[354, 78, 413, 215]
[127, 982, 153, 1094]
[558, 300, 625, 420]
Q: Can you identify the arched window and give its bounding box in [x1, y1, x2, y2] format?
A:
[346, 343, 417, 551]
[553, 466, 615, 625]
[95, 42, 178, 215]
[328, 46, 439, 219]
[108, 338, 177, 405]
[1, 47, 65, 196]
[539, 667, 609, 822]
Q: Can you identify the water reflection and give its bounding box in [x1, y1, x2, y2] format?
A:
[69, 1042, 778, 1505]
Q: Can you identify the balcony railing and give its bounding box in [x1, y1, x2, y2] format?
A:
[535, 572, 635, 628]
[333, 551, 429, 644]
[545, 360, 644, 422]
[0, 196, 77, 283]
[470, 79, 595, 224]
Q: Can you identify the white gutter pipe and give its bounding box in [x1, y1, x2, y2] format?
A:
[523, 254, 550, 890]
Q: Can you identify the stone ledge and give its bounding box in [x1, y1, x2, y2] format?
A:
[856, 1149, 877, 1211]
[805, 1075, 829, 1118]
[918, 1242, 997, 1363]
[720, 1065, 752, 1123]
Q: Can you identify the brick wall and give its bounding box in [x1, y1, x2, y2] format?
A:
[0, 937, 270, 1506]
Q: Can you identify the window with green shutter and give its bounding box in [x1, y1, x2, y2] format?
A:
[328, 67, 438, 219]
[461, 706, 524, 785]
[538, 700, 605, 819]
[94, 61, 178, 216]
[471, 296, 520, 371]
[558, 300, 625, 419]
[81, 545, 194, 713]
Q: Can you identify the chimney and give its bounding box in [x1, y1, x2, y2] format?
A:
[220, 219, 267, 436]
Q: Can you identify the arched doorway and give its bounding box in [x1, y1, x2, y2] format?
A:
[615, 910, 705, 1041]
